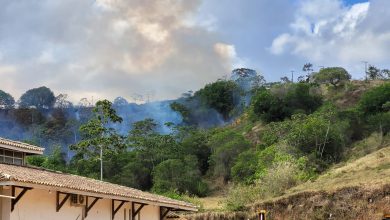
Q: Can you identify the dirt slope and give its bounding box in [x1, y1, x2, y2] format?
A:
[187, 146, 390, 220]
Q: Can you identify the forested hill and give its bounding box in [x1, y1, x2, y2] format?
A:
[0, 66, 389, 211]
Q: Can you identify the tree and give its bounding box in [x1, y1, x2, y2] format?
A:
[381, 69, 390, 79]
[302, 63, 314, 73]
[127, 119, 181, 170]
[231, 149, 258, 184]
[26, 147, 67, 171]
[0, 90, 15, 109]
[251, 89, 287, 122]
[180, 128, 211, 175]
[70, 100, 124, 180]
[113, 97, 129, 107]
[209, 130, 250, 183]
[115, 152, 152, 190]
[19, 86, 56, 109]
[170, 102, 191, 124]
[55, 94, 73, 109]
[264, 105, 348, 162]
[359, 83, 390, 115]
[280, 76, 291, 84]
[367, 65, 382, 80]
[285, 83, 322, 115]
[152, 156, 208, 196]
[312, 67, 351, 87]
[195, 80, 238, 120]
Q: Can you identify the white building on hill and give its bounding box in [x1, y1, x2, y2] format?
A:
[0, 138, 197, 220]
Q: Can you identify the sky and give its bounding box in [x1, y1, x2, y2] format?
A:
[0, 0, 389, 103]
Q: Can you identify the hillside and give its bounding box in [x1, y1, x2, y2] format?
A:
[187, 144, 390, 219]
[1, 72, 389, 220]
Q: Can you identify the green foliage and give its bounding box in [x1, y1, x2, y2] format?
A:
[128, 118, 182, 169]
[109, 151, 152, 190]
[0, 90, 15, 109]
[284, 83, 322, 115]
[359, 82, 390, 115]
[367, 65, 383, 80]
[26, 155, 46, 167]
[26, 147, 67, 171]
[152, 156, 208, 196]
[195, 80, 239, 119]
[42, 147, 67, 171]
[225, 184, 262, 211]
[209, 129, 251, 182]
[250, 83, 322, 122]
[226, 161, 307, 211]
[70, 100, 124, 179]
[366, 112, 390, 135]
[170, 102, 191, 124]
[231, 149, 258, 184]
[251, 88, 286, 122]
[180, 128, 211, 175]
[19, 86, 56, 109]
[262, 105, 348, 162]
[312, 67, 351, 87]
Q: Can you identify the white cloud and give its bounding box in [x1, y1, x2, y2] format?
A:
[270, 0, 390, 78]
[0, 0, 233, 102]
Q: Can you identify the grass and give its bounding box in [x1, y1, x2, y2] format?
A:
[286, 144, 390, 194]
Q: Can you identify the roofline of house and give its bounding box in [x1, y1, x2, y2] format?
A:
[0, 181, 198, 211]
[0, 143, 43, 155]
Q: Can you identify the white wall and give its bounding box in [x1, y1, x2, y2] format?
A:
[0, 186, 11, 220]
[8, 188, 160, 220]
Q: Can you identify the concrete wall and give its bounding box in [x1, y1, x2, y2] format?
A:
[3, 187, 160, 220]
[0, 186, 11, 220]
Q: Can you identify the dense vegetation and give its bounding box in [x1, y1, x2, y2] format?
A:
[0, 65, 389, 208]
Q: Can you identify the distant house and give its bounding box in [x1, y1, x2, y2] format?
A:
[0, 138, 197, 220]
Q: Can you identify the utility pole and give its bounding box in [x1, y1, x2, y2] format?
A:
[291, 70, 295, 83]
[362, 61, 368, 81]
[100, 146, 103, 180]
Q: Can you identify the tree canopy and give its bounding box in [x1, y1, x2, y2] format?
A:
[0, 90, 15, 109]
[19, 86, 56, 109]
[312, 67, 351, 87]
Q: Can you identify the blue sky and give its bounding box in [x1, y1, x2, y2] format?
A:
[345, 0, 369, 5]
[0, 0, 389, 102]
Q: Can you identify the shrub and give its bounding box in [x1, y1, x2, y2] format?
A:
[225, 184, 262, 211]
[259, 161, 300, 198]
[231, 149, 258, 184]
[152, 156, 208, 196]
[250, 83, 322, 123]
[209, 129, 251, 182]
[359, 82, 390, 115]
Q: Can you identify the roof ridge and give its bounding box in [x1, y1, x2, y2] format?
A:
[0, 137, 45, 152]
[0, 164, 196, 208]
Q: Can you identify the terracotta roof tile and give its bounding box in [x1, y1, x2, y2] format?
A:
[0, 163, 197, 211]
[0, 137, 44, 154]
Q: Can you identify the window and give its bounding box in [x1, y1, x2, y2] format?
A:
[0, 148, 24, 165]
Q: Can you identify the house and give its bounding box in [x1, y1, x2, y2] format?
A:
[0, 138, 197, 220]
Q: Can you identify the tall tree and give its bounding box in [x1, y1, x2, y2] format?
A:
[19, 86, 56, 109]
[367, 65, 383, 80]
[70, 100, 124, 180]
